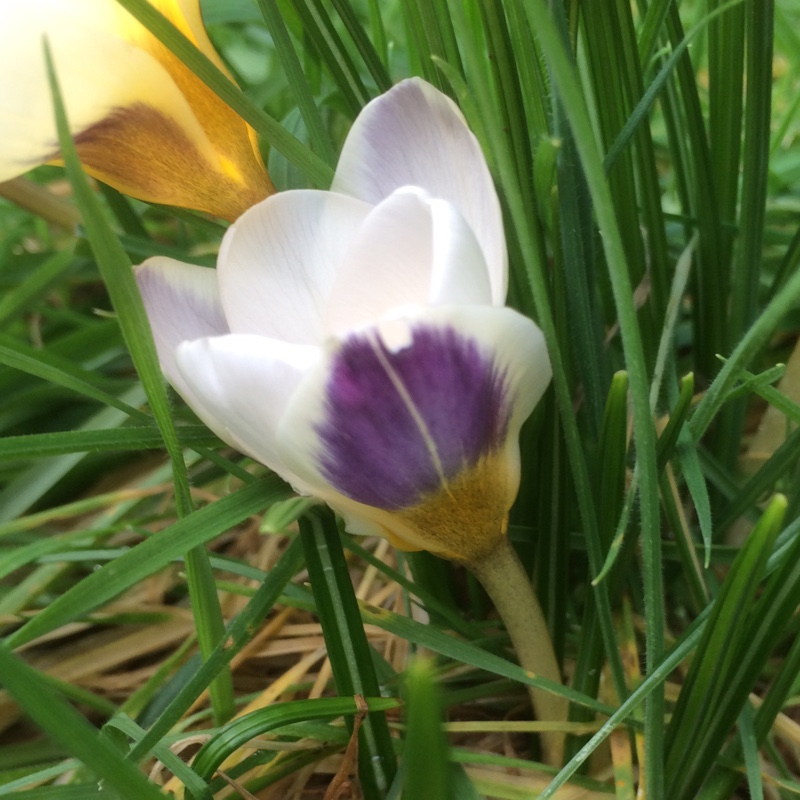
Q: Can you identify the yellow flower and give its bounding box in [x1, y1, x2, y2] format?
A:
[0, 0, 274, 221]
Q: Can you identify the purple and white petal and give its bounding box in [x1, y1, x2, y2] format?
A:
[135, 257, 228, 392]
[174, 334, 320, 489]
[278, 305, 550, 512]
[332, 78, 507, 305]
[217, 190, 372, 344]
[324, 188, 492, 335]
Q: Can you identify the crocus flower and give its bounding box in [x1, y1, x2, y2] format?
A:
[0, 0, 274, 221]
[135, 78, 551, 565]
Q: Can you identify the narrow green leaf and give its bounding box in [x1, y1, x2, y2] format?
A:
[0, 646, 167, 800]
[328, 0, 392, 91]
[664, 495, 786, 798]
[190, 696, 400, 789]
[127, 534, 304, 763]
[254, 0, 337, 165]
[0, 425, 219, 460]
[299, 509, 397, 796]
[401, 658, 452, 800]
[0, 247, 75, 327]
[5, 476, 286, 648]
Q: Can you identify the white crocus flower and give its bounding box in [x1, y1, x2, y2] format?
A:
[136, 78, 552, 565]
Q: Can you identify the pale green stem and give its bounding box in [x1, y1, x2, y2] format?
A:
[466, 537, 567, 766]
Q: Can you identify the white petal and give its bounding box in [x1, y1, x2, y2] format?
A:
[217, 190, 372, 344]
[0, 0, 217, 182]
[135, 257, 227, 392]
[332, 78, 507, 304]
[277, 304, 551, 515]
[175, 334, 320, 488]
[324, 188, 493, 335]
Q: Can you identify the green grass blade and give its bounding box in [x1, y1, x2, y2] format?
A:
[5, 476, 286, 649]
[328, 0, 392, 91]
[255, 0, 337, 165]
[127, 534, 305, 764]
[521, 5, 664, 792]
[0, 426, 218, 459]
[401, 658, 452, 800]
[287, 0, 370, 116]
[664, 495, 786, 798]
[298, 509, 397, 796]
[0, 646, 168, 800]
[190, 696, 400, 791]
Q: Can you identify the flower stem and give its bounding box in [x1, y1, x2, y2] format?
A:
[466, 537, 567, 766]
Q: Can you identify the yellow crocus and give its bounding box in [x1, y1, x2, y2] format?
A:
[0, 0, 274, 221]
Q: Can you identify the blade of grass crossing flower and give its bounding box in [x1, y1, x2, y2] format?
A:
[298, 510, 397, 797]
[255, 0, 336, 166]
[449, 0, 629, 705]
[112, 0, 333, 187]
[44, 42, 237, 723]
[531, 202, 575, 661]
[521, 6, 664, 793]
[0, 646, 168, 800]
[401, 659, 452, 800]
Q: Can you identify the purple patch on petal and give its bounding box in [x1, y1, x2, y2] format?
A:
[316, 324, 510, 509]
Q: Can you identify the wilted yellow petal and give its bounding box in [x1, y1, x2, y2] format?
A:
[0, 0, 273, 221]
